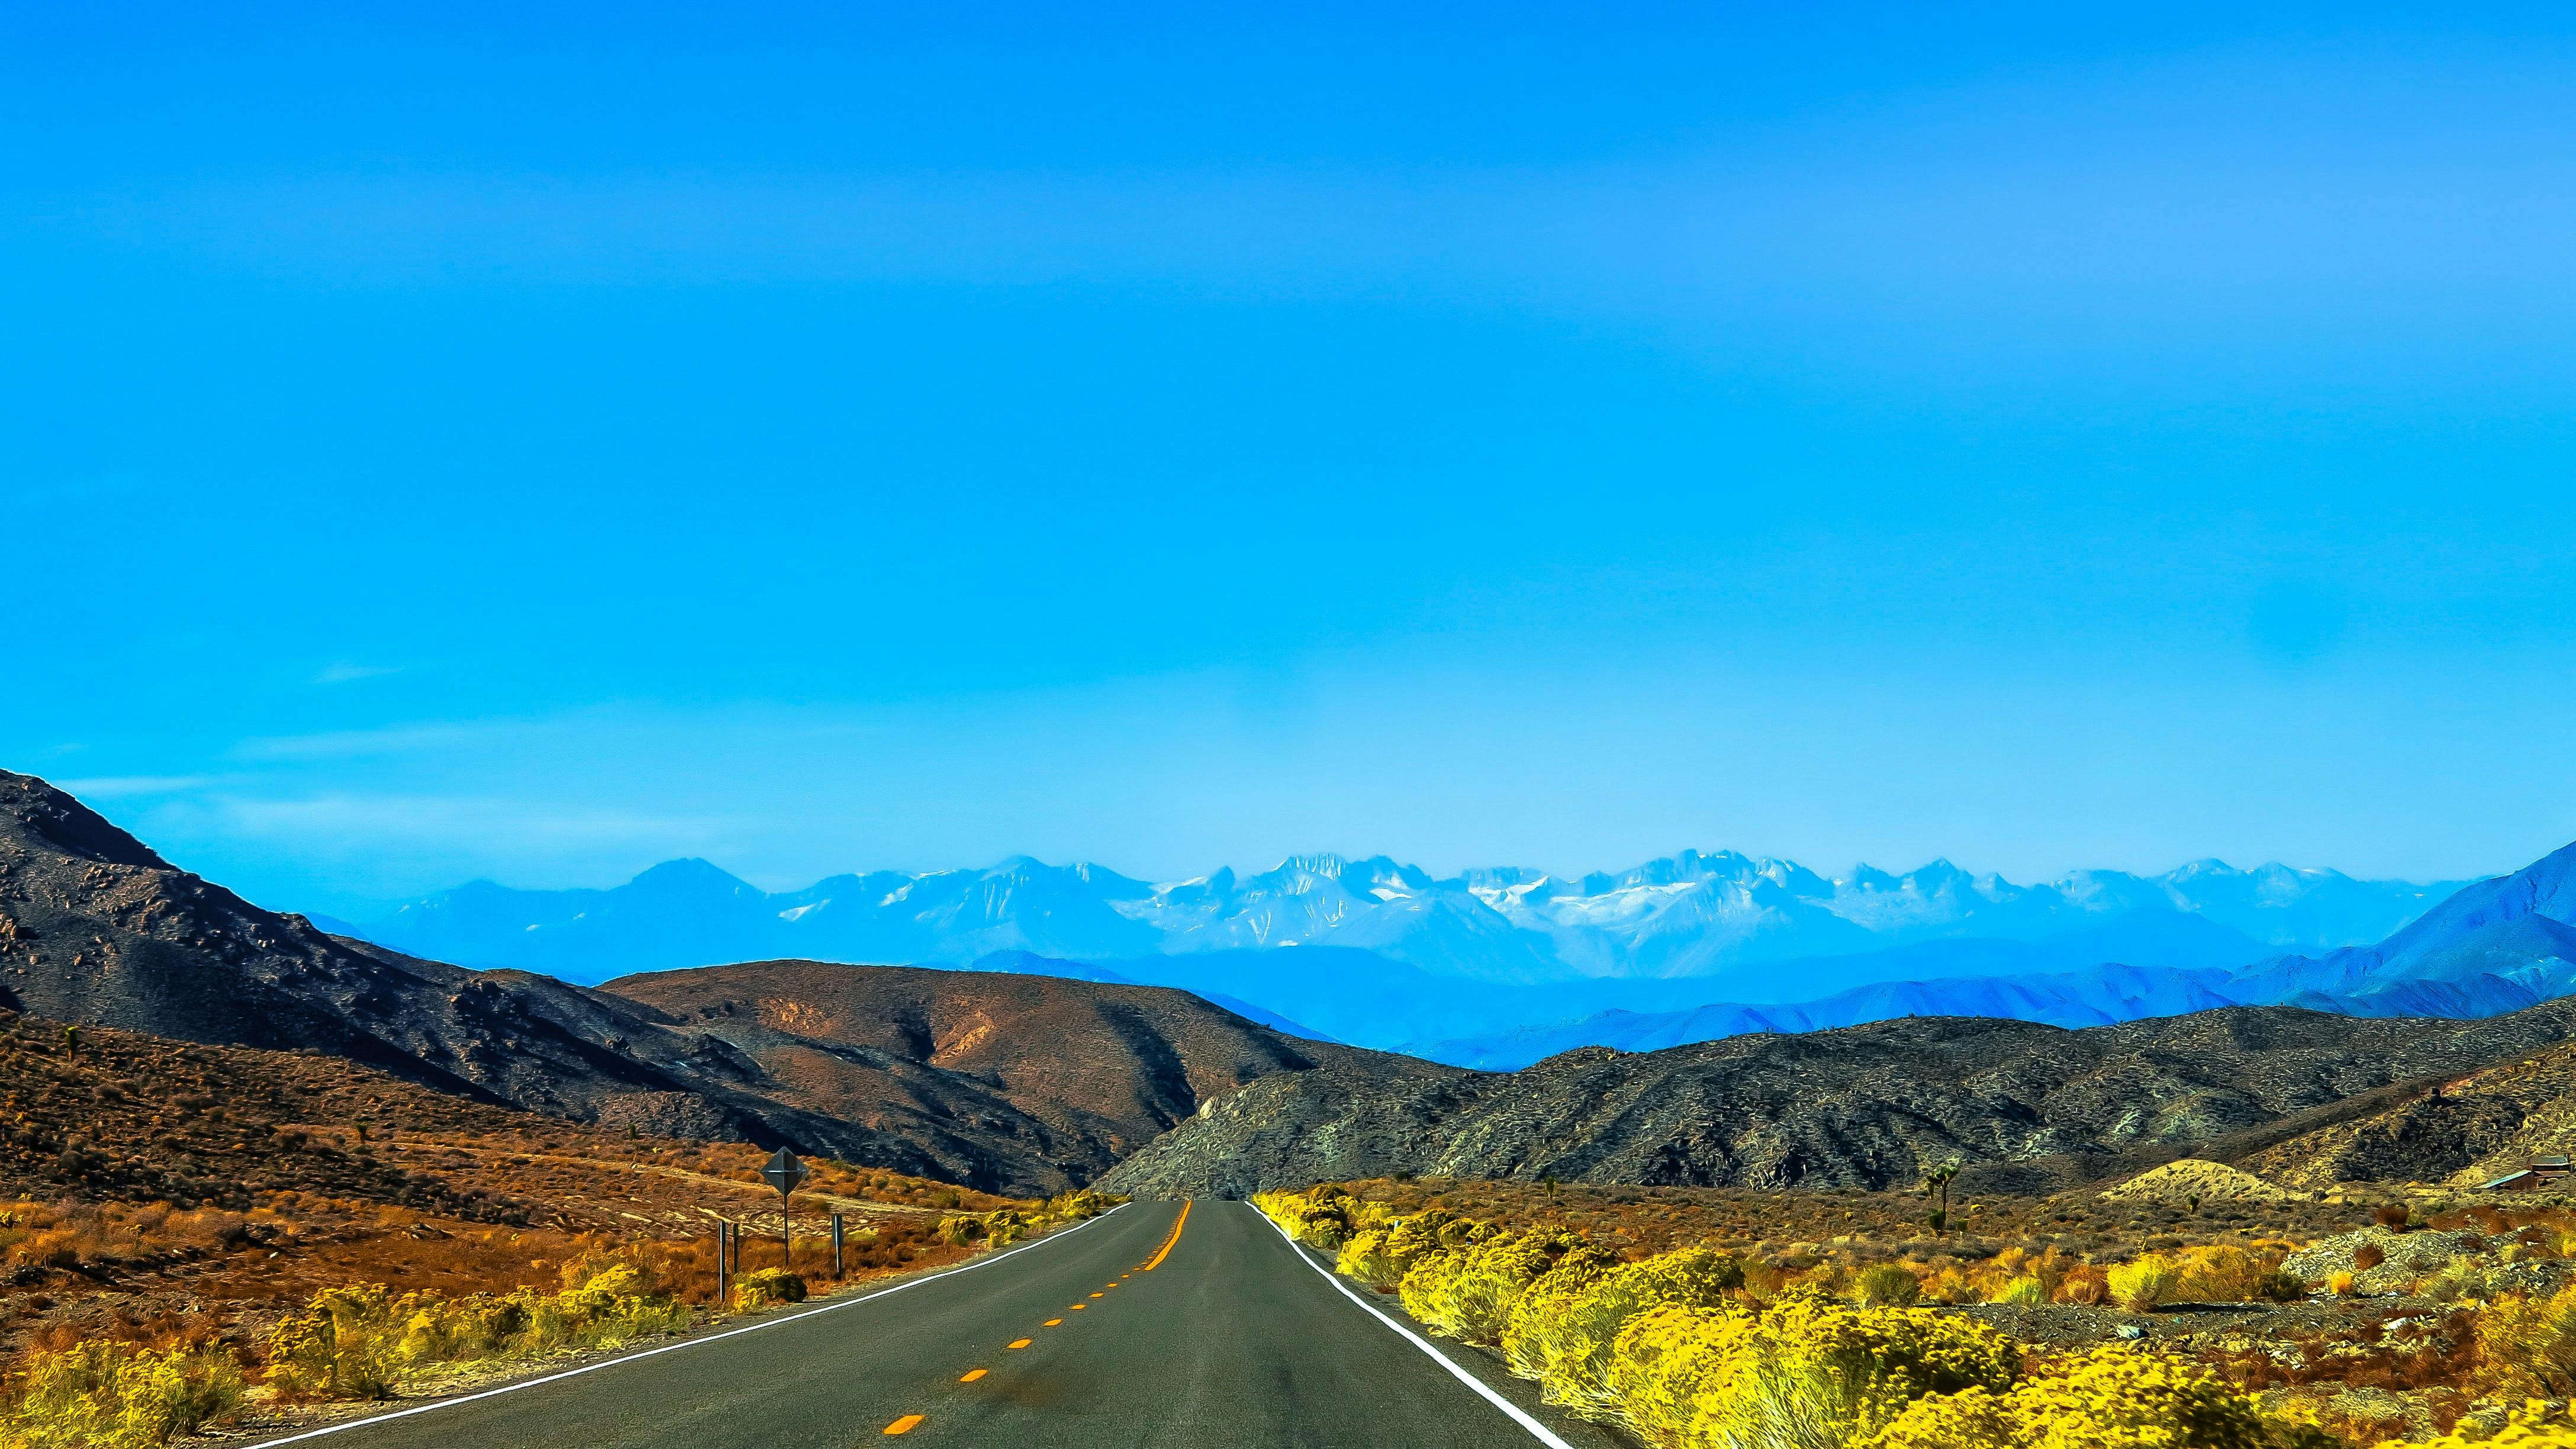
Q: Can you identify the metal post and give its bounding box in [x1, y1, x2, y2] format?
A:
[715, 1221, 730, 1306]
[831, 1212, 845, 1277]
[729, 1217, 741, 1271]
[780, 1186, 791, 1271]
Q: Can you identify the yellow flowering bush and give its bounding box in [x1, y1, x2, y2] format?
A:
[1400, 1231, 1563, 1344]
[0, 1341, 242, 1449]
[2384, 1401, 2576, 1447]
[1863, 1347, 2291, 1449]
[1254, 1187, 1354, 1250]
[2477, 1281, 2576, 1398]
[1336, 1206, 1485, 1285]
[730, 1268, 808, 1309]
[267, 1260, 690, 1402]
[1503, 1245, 1747, 1413]
[2107, 1246, 2300, 1311]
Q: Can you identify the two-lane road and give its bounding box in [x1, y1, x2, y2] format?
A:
[252, 1199, 1607, 1449]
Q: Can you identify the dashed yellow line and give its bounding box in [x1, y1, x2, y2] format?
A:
[883, 1414, 924, 1435]
[959, 1368, 987, 1383]
[1044, 1318, 1062, 1326]
[1142, 1199, 1191, 1270]
[1007, 1338, 1032, 1349]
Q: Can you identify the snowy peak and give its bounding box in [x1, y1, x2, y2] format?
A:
[347, 844, 2459, 990]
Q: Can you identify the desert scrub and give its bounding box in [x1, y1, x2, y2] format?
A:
[1336, 1207, 1486, 1286]
[958, 1188, 1121, 1249]
[1605, 1293, 2018, 1448]
[2385, 1401, 2576, 1447]
[2107, 1245, 2301, 1310]
[1503, 1245, 1747, 1413]
[2475, 1279, 2576, 1397]
[267, 1260, 690, 1401]
[1254, 1187, 1354, 1251]
[730, 1268, 808, 1309]
[1862, 1346, 2320, 1449]
[0, 1341, 242, 1449]
[1853, 1264, 1921, 1307]
[1400, 1231, 1569, 1344]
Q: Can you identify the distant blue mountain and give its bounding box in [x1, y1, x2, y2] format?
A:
[1387, 842, 2576, 1067]
[342, 849, 2449, 994]
[330, 845, 2514, 1060]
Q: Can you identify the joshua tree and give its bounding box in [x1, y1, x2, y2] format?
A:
[1924, 1160, 1960, 1234]
[59, 1025, 79, 1060]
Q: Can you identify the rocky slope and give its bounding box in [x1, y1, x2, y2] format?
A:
[1100, 1000, 2576, 1198]
[598, 959, 1433, 1191]
[0, 770, 1399, 1193]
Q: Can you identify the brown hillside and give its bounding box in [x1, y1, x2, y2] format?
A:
[599, 960, 1432, 1191]
[1101, 1001, 2576, 1198]
[2241, 1039, 2576, 1189]
[0, 771, 1419, 1192]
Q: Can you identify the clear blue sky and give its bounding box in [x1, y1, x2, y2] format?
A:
[11, 3, 2576, 916]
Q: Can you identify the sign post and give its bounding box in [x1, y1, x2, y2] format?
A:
[715, 1220, 730, 1305]
[831, 1212, 846, 1277]
[761, 1147, 810, 1271]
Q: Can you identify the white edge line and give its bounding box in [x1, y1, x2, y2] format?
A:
[234, 1203, 1131, 1448]
[1254, 1206, 1577, 1449]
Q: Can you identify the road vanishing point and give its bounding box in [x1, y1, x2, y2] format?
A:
[244, 1199, 1617, 1449]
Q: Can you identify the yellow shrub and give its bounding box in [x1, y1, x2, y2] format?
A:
[1712, 1296, 2022, 1447]
[1502, 1246, 1746, 1412]
[0, 1341, 242, 1449]
[266, 1264, 691, 1402]
[1401, 1232, 1560, 1344]
[730, 1269, 807, 1310]
[1854, 1264, 1921, 1307]
[1600, 1306, 1753, 1446]
[2477, 1281, 2576, 1398]
[1864, 1347, 2286, 1449]
[2384, 1401, 2576, 1447]
[267, 1284, 408, 1400]
[1992, 1276, 2047, 1306]
[2107, 1247, 2297, 1312]
[1254, 1188, 1353, 1251]
[1864, 1383, 2020, 1449]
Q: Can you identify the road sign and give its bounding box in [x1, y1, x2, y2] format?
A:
[764, 1148, 809, 1271]
[762, 1147, 810, 1194]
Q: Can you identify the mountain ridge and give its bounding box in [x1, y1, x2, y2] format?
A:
[341, 847, 2454, 996]
[0, 769, 1399, 1193]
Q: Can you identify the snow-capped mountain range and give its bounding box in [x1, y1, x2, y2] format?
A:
[339, 848, 2452, 996]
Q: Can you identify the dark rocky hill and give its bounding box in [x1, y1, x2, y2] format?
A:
[1099, 1000, 2576, 1197]
[599, 961, 1434, 1192]
[0, 770, 1405, 1193]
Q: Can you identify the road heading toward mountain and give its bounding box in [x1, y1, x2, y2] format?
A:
[244, 1200, 1607, 1449]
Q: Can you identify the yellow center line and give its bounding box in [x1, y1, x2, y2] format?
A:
[1142, 1200, 1192, 1271]
[1007, 1338, 1032, 1349]
[1088, 1292, 1103, 1298]
[1070, 1303, 1086, 1310]
[1044, 1318, 1062, 1326]
[883, 1415, 924, 1435]
[959, 1368, 987, 1383]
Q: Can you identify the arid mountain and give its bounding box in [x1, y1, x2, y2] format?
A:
[1099, 1000, 2576, 1198]
[2236, 1036, 2576, 1190]
[601, 961, 1431, 1192]
[0, 770, 1397, 1192]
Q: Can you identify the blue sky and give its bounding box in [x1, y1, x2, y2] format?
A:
[10, 3, 2576, 916]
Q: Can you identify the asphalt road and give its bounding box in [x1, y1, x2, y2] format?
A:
[249, 1199, 1614, 1449]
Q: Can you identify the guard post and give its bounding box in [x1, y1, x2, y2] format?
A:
[714, 1219, 730, 1305]
[831, 1212, 846, 1277]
